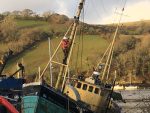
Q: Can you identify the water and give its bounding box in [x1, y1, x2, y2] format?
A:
[115, 89, 150, 113]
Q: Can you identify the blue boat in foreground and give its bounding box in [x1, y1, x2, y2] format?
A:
[0, 49, 25, 112]
[22, 82, 93, 113]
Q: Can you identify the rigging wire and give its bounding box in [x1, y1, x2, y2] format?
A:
[100, 0, 108, 14]
[107, 0, 128, 77]
[82, 0, 89, 18]
[75, 31, 80, 73]
[106, 46, 114, 81]
[91, 0, 102, 20]
[105, 0, 128, 80]
[74, 3, 85, 74]
[50, 40, 60, 62]
[101, 0, 128, 81]
[80, 3, 85, 71]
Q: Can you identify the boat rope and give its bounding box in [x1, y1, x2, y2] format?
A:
[100, 0, 108, 14]
[106, 46, 114, 81]
[75, 30, 81, 73]
[96, 42, 112, 70]
[91, 0, 102, 20]
[50, 39, 60, 62]
[74, 4, 85, 74]
[65, 22, 74, 37]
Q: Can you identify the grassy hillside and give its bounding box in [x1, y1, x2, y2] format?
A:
[1, 16, 150, 83]
[4, 35, 109, 77]
[17, 20, 48, 28]
[17, 19, 69, 32]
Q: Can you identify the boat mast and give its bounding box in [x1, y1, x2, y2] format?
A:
[55, 0, 85, 90]
[101, 7, 126, 83]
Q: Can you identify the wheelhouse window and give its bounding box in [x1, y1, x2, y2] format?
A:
[94, 88, 100, 94]
[82, 84, 87, 90]
[88, 86, 93, 92]
[76, 82, 82, 89]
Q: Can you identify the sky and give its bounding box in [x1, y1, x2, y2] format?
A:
[0, 0, 150, 24]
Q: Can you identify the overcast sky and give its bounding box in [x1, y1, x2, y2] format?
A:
[0, 0, 149, 24]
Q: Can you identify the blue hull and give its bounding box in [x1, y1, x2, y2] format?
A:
[22, 96, 69, 113]
[22, 84, 93, 113]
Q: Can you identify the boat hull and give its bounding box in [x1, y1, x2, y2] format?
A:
[22, 83, 93, 113]
[22, 96, 69, 113]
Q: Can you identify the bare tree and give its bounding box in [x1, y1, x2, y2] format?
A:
[11, 10, 21, 17]
[42, 11, 54, 21]
[2, 11, 11, 16]
[21, 9, 34, 17]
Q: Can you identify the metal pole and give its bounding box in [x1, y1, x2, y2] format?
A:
[38, 66, 41, 81]
[48, 37, 53, 87]
[105, 71, 117, 113]
[16, 63, 20, 78]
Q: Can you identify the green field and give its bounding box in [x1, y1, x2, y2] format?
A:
[17, 20, 48, 28]
[1, 19, 109, 82]
[16, 19, 69, 32]
[4, 35, 109, 78]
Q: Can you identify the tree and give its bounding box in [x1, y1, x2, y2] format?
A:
[114, 36, 137, 56]
[42, 11, 54, 21]
[0, 16, 17, 42]
[43, 11, 53, 18]
[2, 11, 11, 16]
[21, 9, 34, 17]
[88, 27, 95, 35]
[11, 10, 21, 17]
[0, 14, 4, 20]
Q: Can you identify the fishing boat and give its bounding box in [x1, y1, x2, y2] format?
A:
[114, 85, 138, 91]
[114, 74, 138, 91]
[0, 50, 25, 112]
[0, 49, 25, 91]
[21, 0, 126, 112]
[114, 85, 125, 90]
[63, 57, 122, 113]
[21, 0, 93, 113]
[63, 1, 127, 113]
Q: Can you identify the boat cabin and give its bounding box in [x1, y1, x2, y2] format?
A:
[64, 79, 111, 112]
